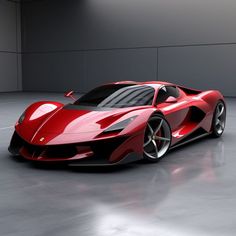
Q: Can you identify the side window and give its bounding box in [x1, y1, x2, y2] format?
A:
[167, 86, 179, 98]
[156, 86, 179, 104]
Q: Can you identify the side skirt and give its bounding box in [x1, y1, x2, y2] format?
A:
[170, 132, 211, 150]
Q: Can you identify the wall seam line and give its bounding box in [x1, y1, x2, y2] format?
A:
[21, 42, 236, 54]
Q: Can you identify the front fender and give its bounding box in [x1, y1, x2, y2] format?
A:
[15, 101, 64, 142]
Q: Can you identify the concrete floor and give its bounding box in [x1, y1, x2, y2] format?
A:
[0, 92, 236, 236]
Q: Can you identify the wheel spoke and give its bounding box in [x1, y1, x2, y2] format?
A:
[219, 121, 225, 129]
[147, 123, 154, 135]
[218, 106, 224, 118]
[154, 119, 163, 135]
[216, 119, 220, 125]
[144, 136, 152, 147]
[155, 136, 170, 141]
[151, 140, 159, 158]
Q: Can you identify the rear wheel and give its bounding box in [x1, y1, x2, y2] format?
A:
[211, 101, 226, 138]
[143, 115, 171, 162]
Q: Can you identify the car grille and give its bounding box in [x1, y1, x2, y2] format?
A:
[10, 131, 127, 163]
[23, 141, 78, 159]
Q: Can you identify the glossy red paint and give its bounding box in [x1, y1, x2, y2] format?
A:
[9, 81, 225, 165]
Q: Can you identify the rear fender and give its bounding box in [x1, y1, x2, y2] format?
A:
[199, 90, 225, 109]
[197, 90, 225, 133]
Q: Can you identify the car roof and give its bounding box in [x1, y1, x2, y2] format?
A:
[112, 81, 175, 89]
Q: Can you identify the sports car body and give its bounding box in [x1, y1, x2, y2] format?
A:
[9, 81, 226, 166]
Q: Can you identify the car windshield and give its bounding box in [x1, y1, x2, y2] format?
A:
[74, 84, 155, 108]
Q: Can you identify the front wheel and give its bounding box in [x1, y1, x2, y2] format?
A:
[211, 101, 226, 138]
[143, 115, 172, 162]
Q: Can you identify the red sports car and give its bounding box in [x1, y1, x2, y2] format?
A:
[9, 81, 226, 166]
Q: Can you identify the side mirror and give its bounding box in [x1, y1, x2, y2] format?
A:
[165, 96, 177, 103]
[64, 90, 76, 101]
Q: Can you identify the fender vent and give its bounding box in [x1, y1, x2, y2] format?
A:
[188, 106, 205, 123]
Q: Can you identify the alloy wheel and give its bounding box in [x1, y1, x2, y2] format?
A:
[214, 102, 226, 135]
[143, 116, 171, 160]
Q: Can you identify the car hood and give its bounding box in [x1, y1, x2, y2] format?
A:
[17, 104, 152, 145]
[39, 104, 146, 133]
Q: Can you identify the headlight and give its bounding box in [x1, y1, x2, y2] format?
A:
[18, 112, 25, 124]
[104, 116, 137, 133]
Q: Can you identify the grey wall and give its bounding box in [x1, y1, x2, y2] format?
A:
[0, 0, 21, 92]
[21, 0, 236, 95]
[22, 49, 157, 92]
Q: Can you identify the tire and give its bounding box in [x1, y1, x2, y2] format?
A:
[211, 101, 226, 138]
[143, 114, 172, 162]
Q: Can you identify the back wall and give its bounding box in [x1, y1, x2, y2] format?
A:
[21, 0, 236, 95]
[0, 0, 21, 92]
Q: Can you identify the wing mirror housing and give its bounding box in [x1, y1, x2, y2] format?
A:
[64, 90, 76, 101]
[165, 96, 177, 103]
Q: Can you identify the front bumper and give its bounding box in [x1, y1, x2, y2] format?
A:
[9, 131, 143, 166]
